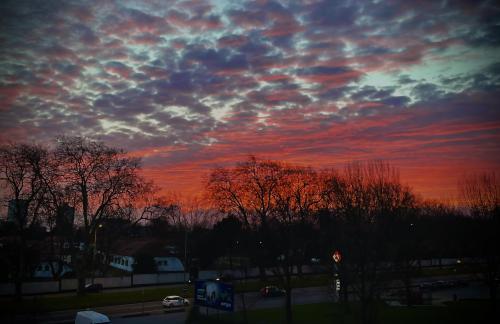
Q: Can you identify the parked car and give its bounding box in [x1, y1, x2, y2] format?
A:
[162, 295, 190, 308]
[216, 273, 235, 282]
[419, 279, 468, 291]
[84, 283, 103, 293]
[75, 310, 110, 324]
[388, 289, 423, 305]
[260, 285, 285, 297]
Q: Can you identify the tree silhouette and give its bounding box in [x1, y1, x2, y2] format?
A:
[460, 172, 499, 316]
[0, 143, 50, 299]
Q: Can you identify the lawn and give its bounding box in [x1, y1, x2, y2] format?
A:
[189, 300, 498, 324]
[0, 274, 329, 315]
[0, 269, 484, 316]
[0, 285, 189, 315]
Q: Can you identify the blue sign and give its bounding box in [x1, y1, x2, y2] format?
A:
[194, 280, 234, 311]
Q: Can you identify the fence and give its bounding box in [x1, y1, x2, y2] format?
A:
[0, 265, 321, 296]
[0, 258, 478, 296]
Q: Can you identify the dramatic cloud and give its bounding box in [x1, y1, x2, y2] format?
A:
[1, 0, 499, 200]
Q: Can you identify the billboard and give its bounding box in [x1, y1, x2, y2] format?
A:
[194, 280, 234, 311]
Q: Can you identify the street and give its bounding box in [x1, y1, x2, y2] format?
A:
[14, 276, 488, 324]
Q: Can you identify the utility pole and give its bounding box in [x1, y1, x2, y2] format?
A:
[184, 228, 188, 283]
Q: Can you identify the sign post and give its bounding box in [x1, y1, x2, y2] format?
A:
[332, 250, 342, 302]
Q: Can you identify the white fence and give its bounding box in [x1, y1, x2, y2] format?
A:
[0, 258, 478, 296]
[0, 266, 315, 296]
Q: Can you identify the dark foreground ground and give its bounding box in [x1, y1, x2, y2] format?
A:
[188, 300, 499, 324]
[1, 274, 494, 324]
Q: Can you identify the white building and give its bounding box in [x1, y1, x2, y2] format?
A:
[33, 261, 72, 279]
[109, 239, 184, 273]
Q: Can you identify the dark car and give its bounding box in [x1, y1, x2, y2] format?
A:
[85, 283, 103, 293]
[389, 289, 423, 305]
[216, 274, 235, 282]
[260, 285, 285, 297]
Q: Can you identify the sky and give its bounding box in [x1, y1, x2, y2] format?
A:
[0, 0, 499, 201]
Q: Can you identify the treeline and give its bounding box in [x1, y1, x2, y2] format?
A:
[0, 138, 498, 323]
[205, 156, 499, 323]
[0, 137, 175, 298]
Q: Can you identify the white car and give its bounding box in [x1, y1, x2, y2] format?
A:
[75, 310, 111, 324]
[162, 295, 190, 308]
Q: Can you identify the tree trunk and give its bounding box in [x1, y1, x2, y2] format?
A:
[258, 265, 266, 281]
[297, 262, 303, 278]
[240, 267, 249, 324]
[240, 291, 248, 324]
[489, 280, 498, 319]
[15, 239, 26, 300]
[404, 263, 413, 307]
[361, 300, 368, 324]
[77, 275, 86, 295]
[14, 281, 22, 300]
[285, 272, 292, 324]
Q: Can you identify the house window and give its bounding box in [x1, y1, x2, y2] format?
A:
[125, 260, 128, 266]
[44, 265, 49, 271]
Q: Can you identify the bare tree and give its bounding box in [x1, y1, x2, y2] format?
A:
[178, 195, 220, 229]
[271, 165, 321, 324]
[207, 156, 282, 279]
[208, 157, 321, 324]
[322, 161, 415, 324]
[54, 136, 150, 294]
[459, 172, 499, 314]
[0, 143, 50, 298]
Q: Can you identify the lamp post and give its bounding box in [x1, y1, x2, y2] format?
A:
[92, 224, 103, 283]
[183, 227, 188, 283]
[94, 224, 103, 256]
[332, 250, 342, 302]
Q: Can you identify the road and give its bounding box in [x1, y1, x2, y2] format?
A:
[6, 301, 188, 324]
[6, 277, 489, 323]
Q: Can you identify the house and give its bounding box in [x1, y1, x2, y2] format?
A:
[30, 236, 85, 279]
[109, 239, 184, 273]
[33, 261, 72, 279]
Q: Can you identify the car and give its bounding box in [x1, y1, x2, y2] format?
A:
[260, 285, 285, 297]
[216, 274, 235, 282]
[388, 289, 423, 305]
[75, 310, 110, 324]
[162, 295, 190, 308]
[84, 283, 103, 293]
[310, 257, 321, 264]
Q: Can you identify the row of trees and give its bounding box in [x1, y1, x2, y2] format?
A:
[1, 139, 498, 323]
[206, 157, 499, 324]
[0, 137, 174, 297]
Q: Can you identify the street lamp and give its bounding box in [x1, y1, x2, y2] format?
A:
[92, 224, 103, 283]
[94, 224, 103, 254]
[184, 228, 187, 283]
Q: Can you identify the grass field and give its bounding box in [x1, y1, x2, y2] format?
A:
[0, 264, 483, 315]
[0, 274, 328, 315]
[188, 300, 498, 324]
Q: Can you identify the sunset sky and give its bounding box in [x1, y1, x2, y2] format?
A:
[1, 0, 499, 201]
